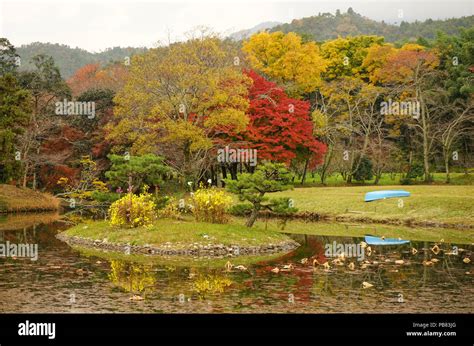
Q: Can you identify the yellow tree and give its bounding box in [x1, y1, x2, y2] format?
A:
[320, 35, 385, 81]
[376, 43, 440, 182]
[242, 31, 327, 96]
[108, 35, 251, 182]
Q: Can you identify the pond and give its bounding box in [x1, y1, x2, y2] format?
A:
[0, 213, 472, 313]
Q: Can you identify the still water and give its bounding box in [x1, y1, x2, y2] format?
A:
[0, 213, 472, 313]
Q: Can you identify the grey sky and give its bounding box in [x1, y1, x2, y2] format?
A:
[1, 0, 472, 52]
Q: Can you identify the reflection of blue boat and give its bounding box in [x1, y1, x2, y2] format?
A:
[364, 190, 410, 202]
[365, 235, 410, 246]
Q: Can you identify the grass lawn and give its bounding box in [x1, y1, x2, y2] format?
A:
[0, 184, 60, 212]
[271, 185, 474, 228]
[298, 172, 473, 187]
[64, 217, 292, 249]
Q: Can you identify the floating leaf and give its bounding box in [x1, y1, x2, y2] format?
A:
[395, 260, 404, 265]
[463, 257, 471, 264]
[362, 282, 374, 289]
[411, 248, 418, 255]
[234, 265, 248, 271]
[300, 258, 308, 265]
[348, 262, 355, 270]
[271, 267, 280, 273]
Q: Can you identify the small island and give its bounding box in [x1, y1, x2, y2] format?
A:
[58, 218, 299, 257]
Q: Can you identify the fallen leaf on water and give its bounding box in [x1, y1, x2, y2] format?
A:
[235, 265, 248, 271]
[463, 257, 471, 264]
[431, 245, 440, 255]
[130, 295, 143, 301]
[323, 262, 330, 270]
[362, 282, 373, 289]
[224, 261, 233, 272]
[361, 264, 368, 269]
[300, 258, 308, 265]
[411, 248, 418, 255]
[348, 262, 355, 270]
[282, 264, 294, 271]
[395, 260, 404, 265]
[312, 259, 320, 267]
[271, 267, 280, 273]
[423, 260, 434, 266]
[431, 258, 439, 263]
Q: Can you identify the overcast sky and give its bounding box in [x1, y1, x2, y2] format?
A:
[1, 0, 473, 52]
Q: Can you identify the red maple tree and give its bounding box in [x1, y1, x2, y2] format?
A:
[240, 70, 326, 168]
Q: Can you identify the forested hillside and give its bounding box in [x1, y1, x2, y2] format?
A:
[271, 8, 474, 43]
[16, 43, 147, 78]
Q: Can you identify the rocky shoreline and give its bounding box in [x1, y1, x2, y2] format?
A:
[56, 232, 300, 258]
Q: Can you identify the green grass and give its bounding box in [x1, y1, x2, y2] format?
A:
[271, 185, 474, 228]
[64, 217, 292, 249]
[298, 172, 474, 187]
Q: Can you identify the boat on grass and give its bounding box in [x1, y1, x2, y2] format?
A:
[364, 190, 410, 202]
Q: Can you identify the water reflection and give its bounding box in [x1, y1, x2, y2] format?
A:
[0, 214, 472, 313]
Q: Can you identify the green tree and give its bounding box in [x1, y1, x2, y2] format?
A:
[224, 162, 295, 227]
[0, 74, 31, 183]
[105, 154, 169, 193]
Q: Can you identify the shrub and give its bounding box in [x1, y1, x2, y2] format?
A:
[157, 197, 182, 220]
[353, 156, 373, 182]
[192, 188, 232, 224]
[109, 192, 156, 228]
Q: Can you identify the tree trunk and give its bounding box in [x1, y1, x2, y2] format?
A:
[301, 158, 309, 185]
[246, 208, 259, 228]
[445, 155, 450, 183]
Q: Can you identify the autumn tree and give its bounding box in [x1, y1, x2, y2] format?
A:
[108, 34, 251, 184]
[239, 70, 326, 182]
[18, 54, 71, 189]
[377, 44, 440, 182]
[242, 31, 326, 96]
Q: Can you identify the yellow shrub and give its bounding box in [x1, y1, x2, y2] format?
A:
[192, 188, 232, 224]
[157, 197, 182, 220]
[109, 193, 156, 228]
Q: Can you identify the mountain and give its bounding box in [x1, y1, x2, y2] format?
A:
[14, 10, 474, 78]
[270, 8, 474, 43]
[16, 42, 147, 78]
[229, 21, 282, 41]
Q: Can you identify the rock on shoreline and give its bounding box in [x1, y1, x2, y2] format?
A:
[56, 233, 300, 258]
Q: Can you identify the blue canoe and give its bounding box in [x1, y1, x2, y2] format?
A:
[364, 190, 410, 202]
[365, 235, 410, 246]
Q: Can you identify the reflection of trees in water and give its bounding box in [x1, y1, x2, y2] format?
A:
[108, 260, 156, 296]
[193, 273, 233, 298]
